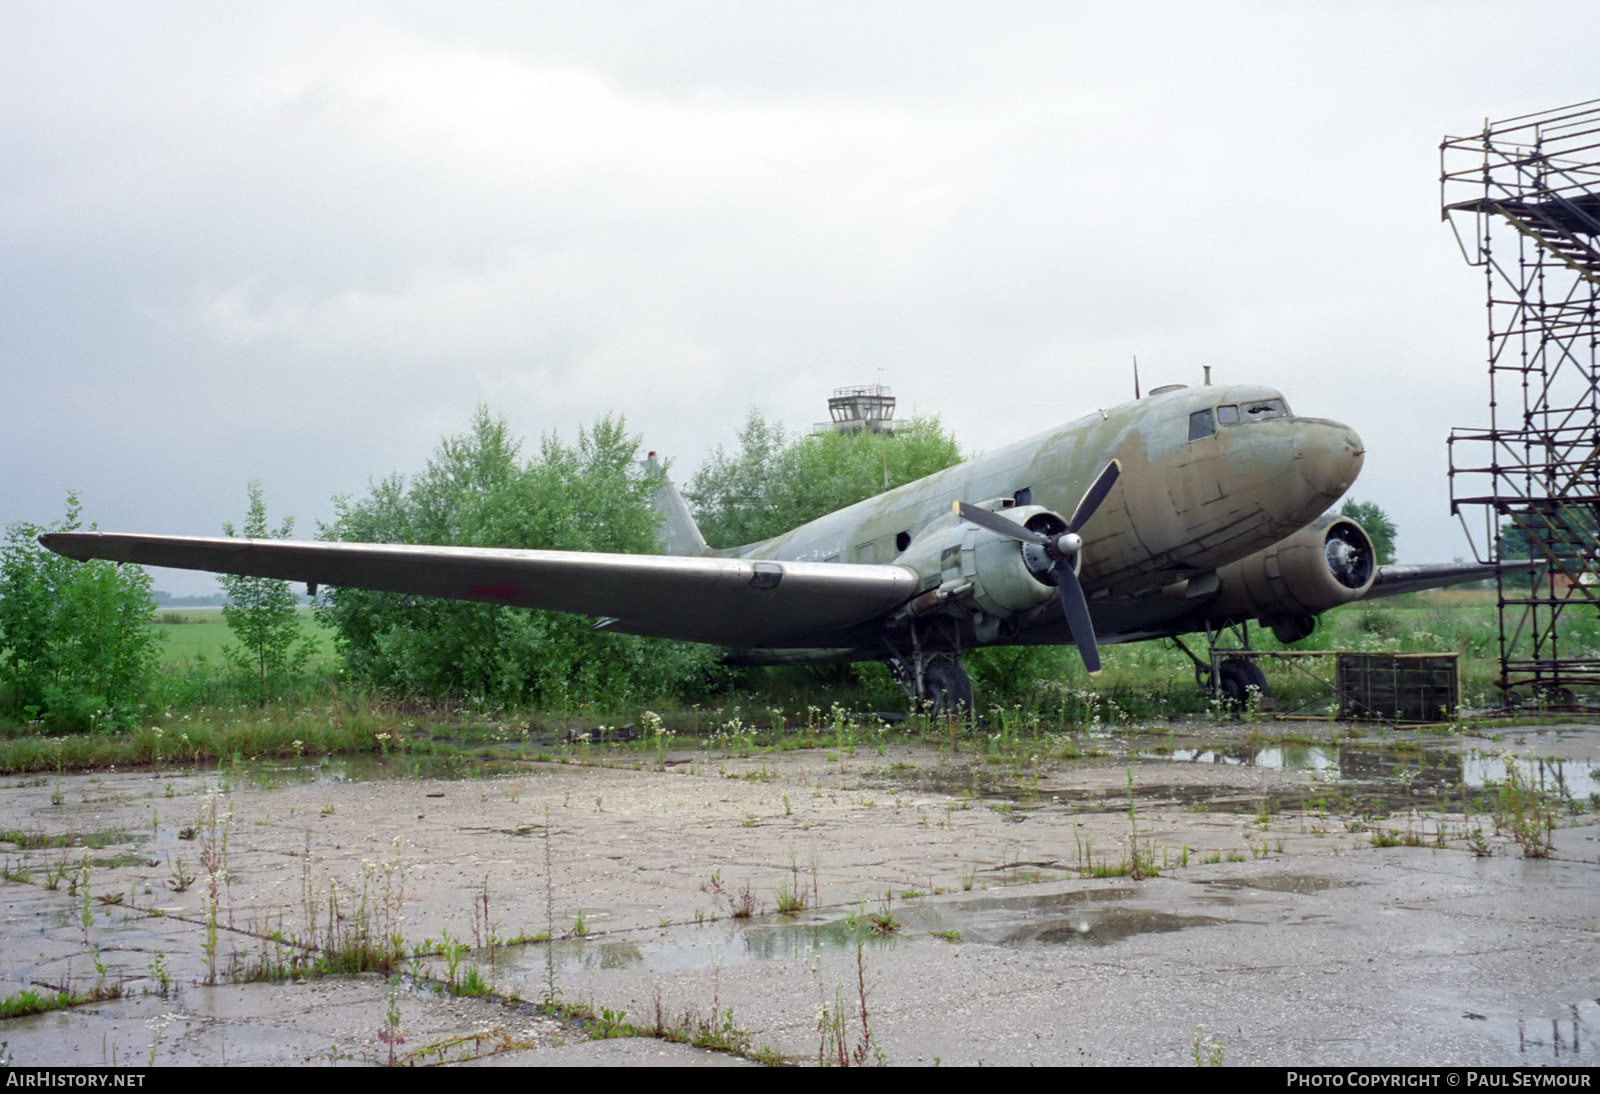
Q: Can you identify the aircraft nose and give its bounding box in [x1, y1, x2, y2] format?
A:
[1293, 419, 1364, 505]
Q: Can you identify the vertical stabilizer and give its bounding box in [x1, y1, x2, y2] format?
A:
[646, 453, 709, 556]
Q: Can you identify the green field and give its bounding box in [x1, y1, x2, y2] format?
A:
[150, 608, 335, 666]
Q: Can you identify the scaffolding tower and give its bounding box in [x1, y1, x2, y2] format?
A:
[1443, 99, 1600, 703]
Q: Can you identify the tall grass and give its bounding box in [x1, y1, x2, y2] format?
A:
[0, 588, 1571, 774]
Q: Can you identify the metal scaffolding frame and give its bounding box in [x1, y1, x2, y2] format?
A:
[1443, 99, 1600, 702]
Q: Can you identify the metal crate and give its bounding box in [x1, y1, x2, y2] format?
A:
[1335, 653, 1460, 722]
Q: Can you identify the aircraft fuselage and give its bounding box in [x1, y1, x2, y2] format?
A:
[722, 382, 1364, 657]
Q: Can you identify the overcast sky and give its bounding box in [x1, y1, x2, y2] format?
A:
[3, 1, 1593, 595]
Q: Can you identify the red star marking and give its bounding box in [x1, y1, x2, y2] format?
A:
[466, 581, 534, 601]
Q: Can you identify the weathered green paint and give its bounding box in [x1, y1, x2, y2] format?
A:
[713, 383, 1362, 656]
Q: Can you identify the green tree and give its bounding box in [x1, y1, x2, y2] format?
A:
[0, 493, 159, 728]
[1338, 499, 1397, 565]
[688, 412, 963, 548]
[220, 483, 315, 703]
[317, 408, 719, 707]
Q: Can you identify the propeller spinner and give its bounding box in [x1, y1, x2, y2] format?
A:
[953, 460, 1121, 675]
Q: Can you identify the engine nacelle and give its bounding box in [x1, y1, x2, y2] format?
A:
[896, 504, 1067, 621]
[1209, 516, 1376, 629]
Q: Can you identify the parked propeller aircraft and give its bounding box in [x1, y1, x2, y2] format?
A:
[42, 381, 1497, 712]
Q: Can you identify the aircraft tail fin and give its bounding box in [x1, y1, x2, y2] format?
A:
[646, 453, 710, 556]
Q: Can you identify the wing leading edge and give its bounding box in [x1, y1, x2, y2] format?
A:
[39, 533, 920, 649]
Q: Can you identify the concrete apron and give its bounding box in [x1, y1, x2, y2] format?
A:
[1, 727, 1596, 1066]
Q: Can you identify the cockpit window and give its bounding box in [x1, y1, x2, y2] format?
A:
[1188, 408, 1215, 441]
[1216, 399, 1290, 425]
[1241, 398, 1289, 421]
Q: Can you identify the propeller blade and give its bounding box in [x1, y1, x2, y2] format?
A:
[1064, 460, 1122, 535]
[952, 501, 1050, 546]
[954, 465, 1115, 675]
[1052, 562, 1102, 675]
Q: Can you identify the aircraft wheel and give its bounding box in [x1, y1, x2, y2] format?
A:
[1217, 657, 1268, 710]
[1535, 684, 1575, 708]
[921, 661, 973, 718]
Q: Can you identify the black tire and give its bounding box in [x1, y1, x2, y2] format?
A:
[1536, 684, 1575, 708]
[1217, 657, 1268, 709]
[922, 661, 973, 718]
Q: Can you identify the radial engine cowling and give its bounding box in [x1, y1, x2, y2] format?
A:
[1209, 516, 1377, 628]
[898, 504, 1069, 620]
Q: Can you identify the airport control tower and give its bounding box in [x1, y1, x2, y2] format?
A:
[814, 384, 909, 435]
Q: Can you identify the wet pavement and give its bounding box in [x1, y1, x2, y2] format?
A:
[1, 720, 1597, 1066]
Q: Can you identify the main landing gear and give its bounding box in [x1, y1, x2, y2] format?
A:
[883, 619, 973, 717]
[1172, 622, 1271, 709]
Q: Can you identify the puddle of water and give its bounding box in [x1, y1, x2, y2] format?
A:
[509, 885, 1227, 984]
[512, 913, 910, 981]
[951, 886, 1227, 946]
[239, 753, 545, 786]
[882, 739, 1596, 817]
[1475, 998, 1600, 1063]
[1162, 745, 1597, 798]
[1021, 908, 1224, 946]
[1204, 874, 1345, 895]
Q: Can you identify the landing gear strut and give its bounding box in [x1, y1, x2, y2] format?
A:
[884, 618, 972, 717]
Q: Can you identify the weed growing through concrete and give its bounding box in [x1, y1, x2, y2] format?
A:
[167, 854, 195, 893]
[471, 874, 501, 958]
[1493, 753, 1556, 858]
[378, 975, 405, 1065]
[148, 953, 171, 997]
[1126, 769, 1155, 881]
[814, 918, 884, 1066]
[1192, 1024, 1224, 1066]
[775, 879, 806, 914]
[146, 1013, 178, 1066]
[541, 807, 561, 1006]
[75, 855, 92, 944]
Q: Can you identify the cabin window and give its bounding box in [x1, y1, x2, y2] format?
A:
[1188, 409, 1215, 440]
[1014, 487, 1033, 506]
[895, 531, 911, 552]
[1216, 404, 1240, 425]
[855, 542, 875, 563]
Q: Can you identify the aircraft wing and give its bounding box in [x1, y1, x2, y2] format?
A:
[38, 532, 921, 649]
[1364, 560, 1539, 600]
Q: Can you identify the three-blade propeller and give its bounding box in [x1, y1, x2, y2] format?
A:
[953, 460, 1121, 675]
